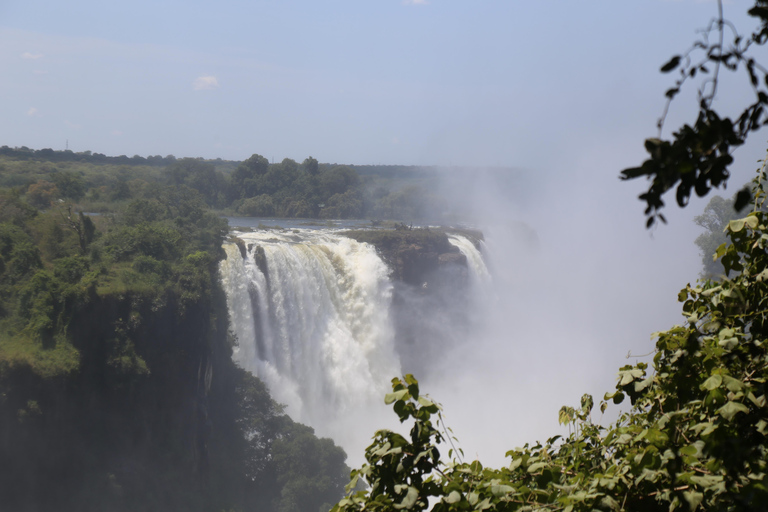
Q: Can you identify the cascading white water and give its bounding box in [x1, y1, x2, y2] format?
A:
[219, 229, 401, 430]
[219, 228, 488, 461]
[448, 235, 490, 284]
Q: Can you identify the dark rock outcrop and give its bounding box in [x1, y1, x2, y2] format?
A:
[342, 228, 468, 288]
[342, 227, 482, 377]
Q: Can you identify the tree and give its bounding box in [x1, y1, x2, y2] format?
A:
[26, 180, 59, 209]
[167, 158, 222, 207]
[621, 1, 768, 227]
[57, 205, 96, 255]
[695, 194, 738, 279]
[302, 156, 320, 176]
[694, 159, 768, 279]
[238, 194, 276, 217]
[230, 154, 269, 199]
[51, 172, 86, 201]
[320, 189, 363, 219]
[271, 420, 350, 512]
[320, 166, 360, 197]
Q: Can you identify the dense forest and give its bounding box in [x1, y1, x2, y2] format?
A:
[0, 146, 478, 222]
[0, 147, 355, 511]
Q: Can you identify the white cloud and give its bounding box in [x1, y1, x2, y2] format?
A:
[111, 130, 123, 136]
[403, 0, 429, 5]
[21, 52, 43, 59]
[65, 120, 82, 129]
[193, 75, 219, 90]
[27, 107, 40, 117]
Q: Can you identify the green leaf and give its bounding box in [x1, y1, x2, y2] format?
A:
[445, 491, 462, 504]
[722, 375, 744, 393]
[417, 396, 439, 413]
[600, 495, 620, 510]
[729, 218, 746, 232]
[734, 187, 752, 211]
[717, 401, 749, 421]
[679, 445, 698, 457]
[645, 428, 669, 447]
[683, 491, 703, 510]
[701, 374, 722, 391]
[661, 55, 681, 72]
[394, 486, 419, 510]
[748, 393, 766, 408]
[634, 377, 653, 392]
[559, 406, 575, 425]
[385, 389, 409, 405]
[618, 368, 644, 386]
[476, 498, 492, 511]
[690, 474, 723, 488]
[490, 484, 514, 496]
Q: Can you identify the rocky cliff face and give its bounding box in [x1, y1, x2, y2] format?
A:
[342, 227, 473, 288]
[342, 227, 482, 376]
[0, 283, 232, 512]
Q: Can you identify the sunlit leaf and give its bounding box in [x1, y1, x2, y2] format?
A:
[718, 401, 749, 421]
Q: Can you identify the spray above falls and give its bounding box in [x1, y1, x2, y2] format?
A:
[219, 227, 488, 448]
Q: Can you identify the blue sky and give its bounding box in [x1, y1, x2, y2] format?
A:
[2, 0, 761, 168]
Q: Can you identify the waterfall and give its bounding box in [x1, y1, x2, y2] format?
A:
[219, 228, 490, 462]
[219, 229, 401, 430]
[448, 235, 490, 284]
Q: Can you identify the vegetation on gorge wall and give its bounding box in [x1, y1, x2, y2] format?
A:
[0, 172, 350, 511]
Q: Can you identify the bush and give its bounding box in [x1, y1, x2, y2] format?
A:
[238, 194, 275, 217]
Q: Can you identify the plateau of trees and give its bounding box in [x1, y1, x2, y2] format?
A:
[0, 148, 452, 222]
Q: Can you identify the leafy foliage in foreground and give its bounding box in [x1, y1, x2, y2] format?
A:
[334, 171, 768, 511]
[621, 1, 768, 227]
[694, 194, 741, 280]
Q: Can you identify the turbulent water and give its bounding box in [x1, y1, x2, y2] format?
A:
[219, 228, 487, 451]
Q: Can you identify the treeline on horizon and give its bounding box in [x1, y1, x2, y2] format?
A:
[0, 145, 467, 221]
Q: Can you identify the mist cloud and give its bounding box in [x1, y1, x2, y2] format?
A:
[21, 52, 43, 59]
[193, 75, 219, 90]
[26, 107, 40, 117]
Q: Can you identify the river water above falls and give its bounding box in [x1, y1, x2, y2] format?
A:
[219, 227, 489, 460]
